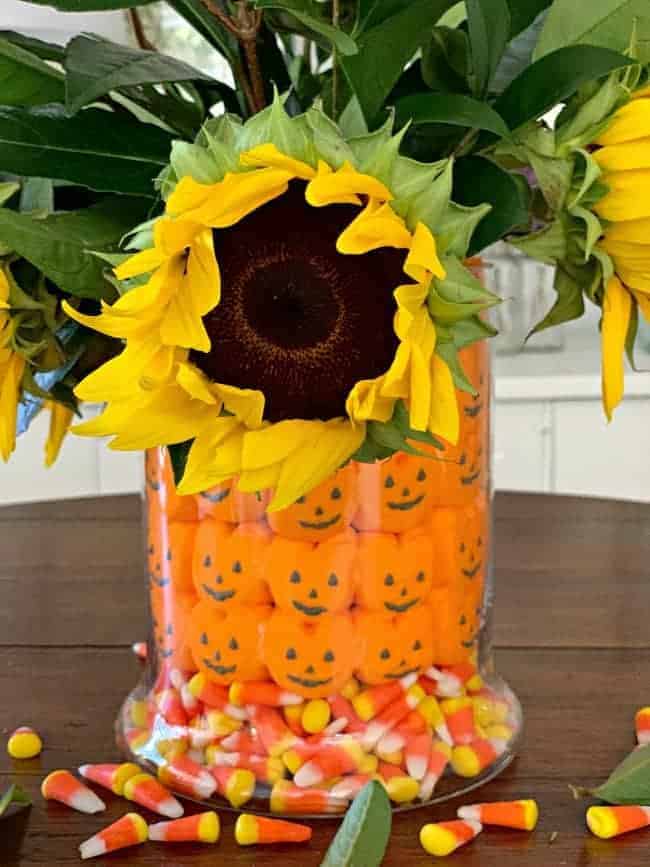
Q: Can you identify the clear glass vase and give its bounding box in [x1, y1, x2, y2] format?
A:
[116, 338, 521, 816]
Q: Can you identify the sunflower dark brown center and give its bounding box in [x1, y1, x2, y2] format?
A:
[191, 182, 405, 422]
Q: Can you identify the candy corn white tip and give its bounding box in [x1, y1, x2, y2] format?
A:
[73, 790, 106, 814]
[160, 797, 185, 819]
[293, 764, 321, 788]
[80, 839, 108, 860]
[458, 805, 480, 822]
[401, 672, 419, 689]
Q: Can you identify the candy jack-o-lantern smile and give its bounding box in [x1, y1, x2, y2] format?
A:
[429, 586, 481, 665]
[354, 606, 434, 684]
[268, 464, 357, 542]
[430, 503, 487, 593]
[147, 521, 197, 595]
[150, 589, 195, 671]
[193, 520, 271, 609]
[266, 529, 356, 617]
[354, 453, 435, 534]
[355, 529, 434, 613]
[188, 600, 270, 684]
[196, 478, 270, 523]
[262, 612, 359, 698]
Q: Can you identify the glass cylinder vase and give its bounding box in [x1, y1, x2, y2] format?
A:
[116, 338, 521, 816]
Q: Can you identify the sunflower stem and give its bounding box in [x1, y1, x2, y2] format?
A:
[331, 0, 340, 119]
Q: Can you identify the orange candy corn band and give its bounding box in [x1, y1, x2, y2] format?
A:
[635, 707, 650, 745]
[41, 770, 105, 814]
[420, 819, 482, 856]
[149, 811, 220, 843]
[235, 813, 312, 845]
[123, 772, 184, 818]
[79, 812, 148, 859]
[458, 799, 539, 831]
[587, 805, 650, 839]
[78, 763, 140, 796]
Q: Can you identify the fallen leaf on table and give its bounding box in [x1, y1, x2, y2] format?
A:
[0, 784, 31, 819]
[320, 780, 391, 867]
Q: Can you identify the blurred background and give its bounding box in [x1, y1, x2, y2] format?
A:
[2, 0, 650, 507]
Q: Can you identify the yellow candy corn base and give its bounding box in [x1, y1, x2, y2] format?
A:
[114, 443, 522, 817]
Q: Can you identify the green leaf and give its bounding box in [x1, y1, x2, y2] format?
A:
[0, 36, 65, 106]
[64, 34, 215, 114]
[0, 784, 31, 820]
[395, 92, 510, 138]
[16, 0, 155, 8]
[591, 744, 650, 805]
[429, 256, 500, 322]
[0, 105, 173, 197]
[506, 0, 551, 37]
[453, 156, 529, 253]
[493, 46, 633, 132]
[491, 10, 548, 93]
[529, 265, 585, 335]
[466, 0, 511, 96]
[0, 182, 20, 207]
[20, 178, 54, 215]
[254, 0, 358, 55]
[320, 780, 391, 867]
[341, 0, 456, 122]
[421, 26, 471, 93]
[168, 441, 193, 486]
[535, 0, 650, 59]
[0, 197, 151, 298]
[0, 31, 64, 62]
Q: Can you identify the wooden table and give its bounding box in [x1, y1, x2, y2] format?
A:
[1, 491, 649, 865]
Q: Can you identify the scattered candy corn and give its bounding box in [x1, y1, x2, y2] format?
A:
[458, 799, 539, 830]
[587, 805, 650, 839]
[41, 770, 105, 814]
[7, 727, 42, 759]
[79, 812, 148, 859]
[635, 707, 650, 746]
[149, 811, 220, 843]
[123, 772, 184, 818]
[235, 813, 312, 845]
[420, 819, 482, 856]
[79, 763, 140, 796]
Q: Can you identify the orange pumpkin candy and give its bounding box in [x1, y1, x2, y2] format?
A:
[266, 529, 356, 617]
[196, 478, 270, 523]
[193, 520, 272, 610]
[150, 588, 196, 671]
[354, 453, 435, 534]
[262, 612, 360, 699]
[429, 585, 482, 666]
[354, 606, 434, 685]
[145, 448, 198, 523]
[355, 528, 435, 612]
[147, 520, 197, 595]
[430, 503, 487, 599]
[188, 600, 270, 684]
[268, 464, 357, 542]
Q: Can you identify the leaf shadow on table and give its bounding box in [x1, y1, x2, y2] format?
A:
[0, 808, 31, 861]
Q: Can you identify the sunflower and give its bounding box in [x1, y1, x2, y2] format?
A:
[0, 265, 25, 461]
[65, 99, 495, 509]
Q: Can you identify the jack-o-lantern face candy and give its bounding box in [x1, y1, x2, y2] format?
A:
[356, 529, 434, 613]
[354, 454, 434, 534]
[147, 521, 197, 595]
[145, 449, 198, 523]
[196, 478, 270, 523]
[354, 606, 434, 685]
[193, 520, 272, 610]
[266, 530, 357, 617]
[151, 589, 195, 671]
[429, 586, 482, 666]
[268, 464, 357, 542]
[262, 612, 360, 699]
[188, 601, 270, 684]
[430, 502, 487, 594]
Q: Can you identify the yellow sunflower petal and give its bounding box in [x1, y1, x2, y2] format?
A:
[176, 361, 220, 405]
[44, 401, 74, 468]
[429, 354, 460, 444]
[305, 161, 392, 207]
[593, 138, 650, 172]
[214, 383, 265, 429]
[600, 237, 650, 269]
[269, 419, 365, 511]
[240, 144, 316, 180]
[0, 267, 9, 305]
[595, 170, 650, 222]
[404, 223, 446, 282]
[601, 275, 632, 422]
[114, 247, 165, 281]
[394, 282, 430, 335]
[159, 257, 212, 352]
[167, 168, 292, 227]
[346, 377, 395, 423]
[238, 464, 283, 493]
[336, 200, 412, 254]
[614, 265, 650, 293]
[241, 420, 313, 471]
[596, 99, 650, 146]
[633, 290, 650, 321]
[381, 341, 411, 399]
[177, 418, 243, 494]
[0, 352, 24, 461]
[155, 217, 202, 257]
[603, 217, 650, 243]
[74, 337, 174, 402]
[408, 345, 433, 432]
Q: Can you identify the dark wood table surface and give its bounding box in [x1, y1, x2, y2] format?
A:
[2, 491, 650, 866]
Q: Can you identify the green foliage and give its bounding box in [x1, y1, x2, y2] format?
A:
[589, 744, 650, 805]
[0, 36, 64, 106]
[16, 0, 155, 8]
[320, 780, 392, 867]
[0, 784, 31, 820]
[253, 0, 358, 55]
[535, 0, 650, 59]
[395, 92, 510, 137]
[466, 0, 511, 96]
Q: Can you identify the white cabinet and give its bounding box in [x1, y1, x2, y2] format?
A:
[492, 401, 550, 493]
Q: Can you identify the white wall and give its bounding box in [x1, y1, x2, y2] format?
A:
[1, 0, 130, 43]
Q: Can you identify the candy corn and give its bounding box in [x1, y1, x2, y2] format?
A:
[79, 763, 140, 796]
[210, 766, 256, 808]
[353, 674, 417, 722]
[79, 812, 148, 859]
[187, 673, 246, 719]
[284, 703, 306, 736]
[270, 780, 346, 814]
[7, 727, 42, 759]
[206, 709, 243, 738]
[362, 685, 425, 750]
[235, 813, 312, 845]
[635, 707, 650, 746]
[41, 770, 105, 814]
[418, 696, 452, 744]
[125, 727, 150, 751]
[328, 694, 366, 733]
[376, 761, 420, 804]
[420, 819, 482, 856]
[472, 693, 510, 728]
[158, 754, 216, 799]
[329, 774, 374, 800]
[458, 799, 539, 830]
[211, 751, 285, 784]
[441, 697, 477, 745]
[149, 811, 220, 843]
[123, 772, 184, 818]
[230, 681, 302, 708]
[293, 737, 365, 788]
[247, 704, 299, 756]
[220, 728, 266, 755]
[587, 805, 650, 839]
[302, 699, 331, 734]
[418, 740, 452, 801]
[405, 732, 434, 781]
[132, 641, 148, 661]
[156, 688, 189, 727]
[425, 666, 465, 698]
[451, 737, 507, 778]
